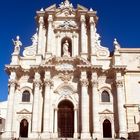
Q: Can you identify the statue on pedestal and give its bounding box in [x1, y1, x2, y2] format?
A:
[12, 36, 22, 54]
[63, 40, 70, 57]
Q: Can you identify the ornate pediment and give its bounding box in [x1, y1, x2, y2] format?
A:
[99, 109, 113, 114]
[56, 0, 75, 17]
[17, 109, 31, 114]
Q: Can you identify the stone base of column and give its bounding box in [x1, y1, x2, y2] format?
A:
[81, 132, 91, 139]
[119, 131, 128, 139]
[1, 131, 12, 138]
[41, 132, 51, 139]
[52, 132, 58, 138]
[92, 132, 101, 139]
[74, 132, 78, 138]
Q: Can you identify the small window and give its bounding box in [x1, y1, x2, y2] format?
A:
[0, 118, 2, 124]
[101, 91, 110, 102]
[22, 91, 30, 102]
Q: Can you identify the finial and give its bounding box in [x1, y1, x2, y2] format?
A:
[40, 8, 44, 11]
[114, 38, 120, 50]
[90, 8, 93, 11]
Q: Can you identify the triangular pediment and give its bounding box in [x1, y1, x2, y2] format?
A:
[17, 109, 31, 114]
[77, 4, 88, 11]
[45, 4, 56, 11]
[99, 109, 113, 114]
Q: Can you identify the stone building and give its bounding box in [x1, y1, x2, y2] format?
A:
[1, 0, 140, 139]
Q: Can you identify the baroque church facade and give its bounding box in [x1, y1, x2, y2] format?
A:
[1, 0, 140, 139]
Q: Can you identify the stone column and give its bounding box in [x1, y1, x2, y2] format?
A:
[54, 108, 58, 138]
[74, 108, 78, 138]
[72, 32, 77, 57]
[46, 15, 53, 56]
[80, 71, 90, 139]
[91, 72, 100, 139]
[56, 31, 61, 57]
[116, 73, 128, 138]
[4, 72, 16, 138]
[90, 16, 96, 55]
[37, 16, 44, 54]
[80, 15, 87, 59]
[32, 72, 42, 134]
[43, 71, 52, 138]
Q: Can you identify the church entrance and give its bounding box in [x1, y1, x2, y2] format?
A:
[58, 100, 74, 137]
[103, 119, 112, 138]
[19, 119, 28, 138]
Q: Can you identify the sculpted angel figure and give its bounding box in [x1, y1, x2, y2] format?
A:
[114, 38, 121, 51]
[63, 40, 70, 57]
[12, 36, 22, 54]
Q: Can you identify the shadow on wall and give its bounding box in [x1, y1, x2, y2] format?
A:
[0, 118, 5, 135]
[128, 131, 139, 140]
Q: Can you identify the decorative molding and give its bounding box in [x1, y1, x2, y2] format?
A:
[58, 72, 72, 83]
[116, 79, 123, 87]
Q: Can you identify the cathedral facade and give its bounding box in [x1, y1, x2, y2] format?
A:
[1, 0, 140, 139]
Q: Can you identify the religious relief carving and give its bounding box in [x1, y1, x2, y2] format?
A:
[23, 32, 38, 57]
[58, 0, 74, 17]
[59, 72, 72, 83]
[80, 79, 89, 87]
[57, 20, 77, 30]
[12, 36, 22, 55]
[116, 79, 123, 87]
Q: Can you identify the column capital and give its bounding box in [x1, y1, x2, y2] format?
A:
[89, 16, 95, 24]
[34, 79, 42, 87]
[54, 108, 58, 111]
[91, 79, 98, 87]
[8, 79, 17, 87]
[44, 79, 53, 87]
[48, 15, 53, 22]
[116, 79, 123, 87]
[80, 15, 86, 23]
[80, 79, 89, 87]
[39, 16, 44, 25]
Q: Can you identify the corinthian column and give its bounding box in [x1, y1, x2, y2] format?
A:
[80, 15, 87, 59]
[32, 72, 42, 134]
[43, 71, 52, 138]
[46, 15, 53, 56]
[80, 72, 90, 139]
[4, 72, 17, 138]
[91, 72, 100, 139]
[37, 16, 44, 54]
[116, 73, 128, 138]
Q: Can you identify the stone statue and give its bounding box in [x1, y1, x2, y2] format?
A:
[63, 40, 70, 57]
[114, 38, 120, 51]
[12, 36, 22, 54]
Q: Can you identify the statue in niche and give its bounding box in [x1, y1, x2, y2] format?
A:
[63, 40, 70, 57]
[12, 36, 22, 54]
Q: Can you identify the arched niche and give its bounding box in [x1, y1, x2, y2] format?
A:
[61, 37, 72, 57]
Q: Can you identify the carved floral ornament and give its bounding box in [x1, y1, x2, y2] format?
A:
[116, 79, 124, 87]
[58, 72, 72, 82]
[44, 79, 54, 87]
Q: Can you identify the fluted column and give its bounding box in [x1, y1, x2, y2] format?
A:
[74, 108, 78, 138]
[47, 15, 53, 54]
[56, 32, 61, 57]
[54, 108, 58, 137]
[43, 71, 52, 138]
[4, 72, 16, 138]
[80, 15, 87, 59]
[116, 73, 128, 138]
[37, 16, 44, 54]
[32, 72, 42, 133]
[91, 72, 100, 139]
[80, 72, 90, 139]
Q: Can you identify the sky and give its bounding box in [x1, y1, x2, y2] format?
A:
[0, 0, 140, 101]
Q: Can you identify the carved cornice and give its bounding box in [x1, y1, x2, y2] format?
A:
[80, 79, 89, 87]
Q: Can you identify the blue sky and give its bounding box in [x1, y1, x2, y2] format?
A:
[0, 0, 140, 101]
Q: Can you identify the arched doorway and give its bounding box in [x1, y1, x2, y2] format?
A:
[58, 100, 74, 137]
[103, 119, 112, 138]
[19, 119, 28, 138]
